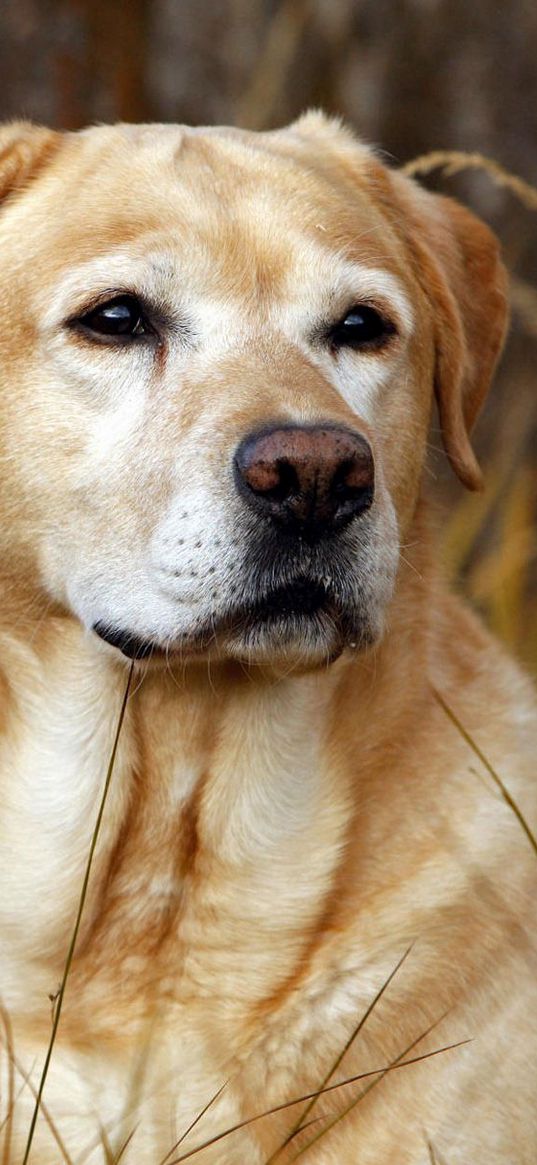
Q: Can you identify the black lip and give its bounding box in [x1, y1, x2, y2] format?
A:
[93, 622, 156, 660]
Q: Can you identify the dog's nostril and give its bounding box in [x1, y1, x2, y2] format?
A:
[333, 457, 374, 506]
[234, 423, 375, 536]
[334, 459, 358, 492]
[249, 459, 300, 504]
[240, 456, 280, 495]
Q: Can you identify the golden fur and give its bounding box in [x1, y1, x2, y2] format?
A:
[0, 113, 536, 1163]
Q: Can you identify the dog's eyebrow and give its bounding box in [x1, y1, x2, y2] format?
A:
[282, 249, 415, 338]
[39, 250, 187, 330]
[329, 264, 414, 333]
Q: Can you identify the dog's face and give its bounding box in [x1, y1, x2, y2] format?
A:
[0, 115, 507, 667]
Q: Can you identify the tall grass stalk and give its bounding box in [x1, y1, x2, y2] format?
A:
[112, 1124, 139, 1164]
[0, 1005, 15, 1165]
[402, 150, 537, 211]
[165, 1034, 471, 1164]
[427, 1138, 448, 1165]
[158, 1082, 229, 1165]
[21, 662, 134, 1165]
[286, 1019, 467, 1162]
[264, 943, 414, 1164]
[432, 687, 537, 858]
[0, 1034, 74, 1165]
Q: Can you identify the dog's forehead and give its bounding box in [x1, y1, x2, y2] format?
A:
[75, 119, 379, 212]
[4, 122, 415, 313]
[75, 125, 396, 246]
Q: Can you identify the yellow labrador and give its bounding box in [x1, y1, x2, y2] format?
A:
[0, 113, 536, 1164]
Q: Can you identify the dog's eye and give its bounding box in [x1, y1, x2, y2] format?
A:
[76, 295, 151, 340]
[329, 306, 395, 350]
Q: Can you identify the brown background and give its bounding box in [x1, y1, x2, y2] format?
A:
[1, 0, 536, 666]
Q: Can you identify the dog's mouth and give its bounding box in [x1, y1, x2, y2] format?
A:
[92, 577, 349, 662]
[235, 578, 330, 624]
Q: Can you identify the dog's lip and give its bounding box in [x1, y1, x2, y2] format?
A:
[92, 622, 157, 660]
[92, 579, 337, 660]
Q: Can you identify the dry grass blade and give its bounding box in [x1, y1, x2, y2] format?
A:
[286, 1017, 468, 1162]
[470, 469, 535, 650]
[432, 687, 537, 858]
[158, 1081, 229, 1165]
[402, 151, 537, 211]
[113, 1124, 139, 1164]
[510, 275, 537, 340]
[426, 1137, 449, 1165]
[280, 1114, 331, 1146]
[97, 1120, 116, 1165]
[238, 0, 311, 129]
[264, 943, 414, 1164]
[166, 1034, 471, 1164]
[0, 1079, 27, 1141]
[0, 1036, 74, 1165]
[441, 467, 505, 579]
[107, 1013, 160, 1164]
[21, 662, 135, 1165]
[0, 1004, 15, 1165]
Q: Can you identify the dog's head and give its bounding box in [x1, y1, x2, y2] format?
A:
[0, 114, 508, 667]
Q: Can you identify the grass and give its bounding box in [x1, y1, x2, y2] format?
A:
[433, 687, 537, 858]
[161, 1030, 471, 1164]
[402, 149, 537, 211]
[263, 944, 415, 1163]
[426, 1138, 448, 1165]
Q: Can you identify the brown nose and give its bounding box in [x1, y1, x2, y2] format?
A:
[234, 423, 374, 535]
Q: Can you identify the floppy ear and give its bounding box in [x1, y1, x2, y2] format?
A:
[388, 171, 509, 490]
[0, 121, 60, 202]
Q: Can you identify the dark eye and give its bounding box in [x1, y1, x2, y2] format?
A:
[329, 305, 395, 350]
[75, 295, 151, 340]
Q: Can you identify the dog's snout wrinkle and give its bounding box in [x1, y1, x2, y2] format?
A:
[234, 423, 374, 537]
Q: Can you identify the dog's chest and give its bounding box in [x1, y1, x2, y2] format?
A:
[2, 660, 363, 1163]
[72, 676, 348, 1014]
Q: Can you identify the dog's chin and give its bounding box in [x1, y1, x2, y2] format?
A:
[220, 605, 375, 670]
[93, 618, 367, 674]
[92, 585, 377, 671]
[222, 616, 344, 670]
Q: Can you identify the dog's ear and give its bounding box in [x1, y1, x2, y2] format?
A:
[0, 121, 60, 203]
[388, 171, 509, 490]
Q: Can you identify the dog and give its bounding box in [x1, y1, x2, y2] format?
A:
[0, 112, 536, 1164]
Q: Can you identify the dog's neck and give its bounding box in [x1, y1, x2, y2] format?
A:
[0, 542, 431, 1026]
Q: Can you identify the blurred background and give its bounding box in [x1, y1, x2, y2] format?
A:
[1, 0, 536, 669]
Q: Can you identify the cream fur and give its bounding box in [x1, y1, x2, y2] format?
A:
[0, 114, 535, 1164]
